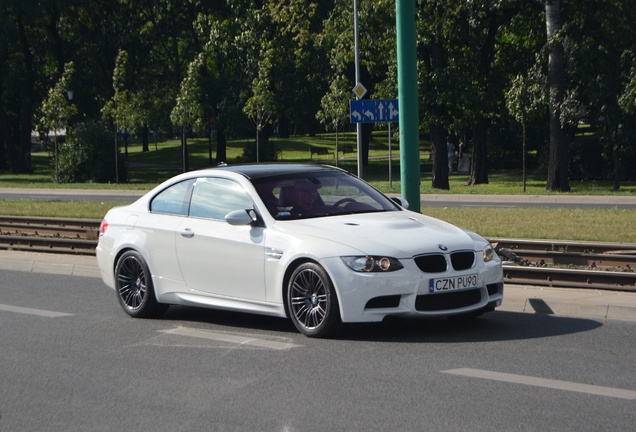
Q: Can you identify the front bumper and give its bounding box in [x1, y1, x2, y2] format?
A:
[322, 256, 504, 323]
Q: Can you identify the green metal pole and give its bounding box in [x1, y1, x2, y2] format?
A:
[354, 0, 363, 178]
[396, 0, 420, 212]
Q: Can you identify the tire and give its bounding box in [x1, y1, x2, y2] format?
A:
[287, 262, 341, 338]
[115, 250, 168, 318]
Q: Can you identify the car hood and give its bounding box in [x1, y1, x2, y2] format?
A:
[274, 210, 477, 258]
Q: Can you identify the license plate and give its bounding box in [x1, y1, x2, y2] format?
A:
[429, 274, 478, 293]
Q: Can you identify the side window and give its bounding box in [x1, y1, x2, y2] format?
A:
[189, 177, 252, 220]
[150, 179, 195, 215]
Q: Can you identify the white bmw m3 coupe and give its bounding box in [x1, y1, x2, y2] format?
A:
[96, 163, 503, 337]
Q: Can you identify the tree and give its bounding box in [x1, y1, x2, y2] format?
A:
[2, 0, 635, 190]
[318, 0, 396, 170]
[57, 120, 124, 183]
[38, 61, 77, 182]
[564, 0, 636, 190]
[102, 50, 135, 183]
[243, 48, 277, 163]
[619, 63, 636, 115]
[417, 1, 467, 190]
[171, 52, 207, 172]
[506, 57, 548, 192]
[0, 1, 45, 174]
[544, 0, 570, 191]
[316, 74, 350, 166]
[266, 0, 328, 137]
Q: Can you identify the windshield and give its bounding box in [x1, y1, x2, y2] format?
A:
[252, 170, 401, 220]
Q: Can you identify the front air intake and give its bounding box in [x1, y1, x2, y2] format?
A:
[415, 289, 482, 311]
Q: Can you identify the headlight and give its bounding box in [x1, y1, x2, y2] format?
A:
[341, 256, 404, 272]
[483, 244, 497, 262]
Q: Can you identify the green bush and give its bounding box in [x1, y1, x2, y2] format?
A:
[56, 121, 126, 183]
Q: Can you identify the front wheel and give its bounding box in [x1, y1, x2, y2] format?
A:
[115, 250, 168, 318]
[287, 262, 341, 338]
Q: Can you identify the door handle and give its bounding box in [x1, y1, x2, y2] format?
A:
[180, 228, 194, 238]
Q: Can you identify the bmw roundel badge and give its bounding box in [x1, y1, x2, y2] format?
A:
[438, 244, 448, 251]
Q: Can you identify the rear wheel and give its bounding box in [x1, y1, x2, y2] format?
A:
[115, 250, 168, 318]
[288, 262, 341, 338]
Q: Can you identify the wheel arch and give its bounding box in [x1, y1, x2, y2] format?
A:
[281, 257, 322, 318]
[113, 246, 140, 274]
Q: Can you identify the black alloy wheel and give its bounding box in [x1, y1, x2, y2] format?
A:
[115, 250, 168, 318]
[288, 262, 341, 337]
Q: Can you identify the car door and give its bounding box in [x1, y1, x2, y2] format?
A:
[175, 177, 266, 301]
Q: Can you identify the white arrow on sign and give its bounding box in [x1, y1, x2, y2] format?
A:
[364, 110, 374, 120]
[352, 111, 362, 121]
[389, 102, 399, 120]
[378, 102, 385, 120]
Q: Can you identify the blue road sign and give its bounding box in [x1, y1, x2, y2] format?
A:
[349, 99, 399, 123]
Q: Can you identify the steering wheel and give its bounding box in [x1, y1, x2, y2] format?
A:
[332, 197, 357, 209]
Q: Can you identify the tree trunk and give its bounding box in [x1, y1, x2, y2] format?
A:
[613, 133, 621, 191]
[466, 10, 498, 187]
[545, 0, 570, 192]
[208, 124, 213, 166]
[0, 105, 7, 170]
[181, 126, 189, 172]
[258, 124, 274, 162]
[522, 122, 527, 193]
[216, 127, 227, 164]
[18, 100, 33, 173]
[430, 124, 449, 190]
[5, 117, 19, 174]
[114, 126, 119, 184]
[141, 125, 149, 152]
[468, 118, 489, 185]
[123, 129, 129, 157]
[44, 3, 65, 75]
[11, 10, 34, 174]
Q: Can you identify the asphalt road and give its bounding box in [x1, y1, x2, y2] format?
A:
[1, 187, 636, 209]
[1, 270, 635, 431]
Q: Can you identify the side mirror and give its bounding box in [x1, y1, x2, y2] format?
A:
[225, 209, 258, 226]
[391, 197, 409, 209]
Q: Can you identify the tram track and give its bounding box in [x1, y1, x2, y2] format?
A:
[1, 216, 635, 292]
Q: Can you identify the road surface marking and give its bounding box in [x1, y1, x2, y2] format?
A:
[159, 327, 303, 350]
[442, 368, 636, 400]
[0, 303, 73, 318]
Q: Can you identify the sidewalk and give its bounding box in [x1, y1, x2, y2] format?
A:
[2, 250, 636, 322]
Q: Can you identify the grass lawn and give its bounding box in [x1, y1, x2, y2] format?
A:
[4, 133, 636, 195]
[0, 200, 634, 243]
[1, 133, 635, 243]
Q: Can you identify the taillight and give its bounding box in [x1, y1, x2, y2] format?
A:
[99, 219, 108, 236]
